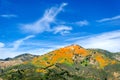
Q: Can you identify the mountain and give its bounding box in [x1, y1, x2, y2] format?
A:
[0, 45, 120, 80]
[0, 54, 37, 69]
[87, 48, 120, 61]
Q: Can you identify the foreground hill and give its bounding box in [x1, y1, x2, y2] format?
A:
[0, 45, 120, 80]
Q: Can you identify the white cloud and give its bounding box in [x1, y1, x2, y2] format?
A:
[68, 30, 120, 52]
[53, 25, 72, 35]
[75, 20, 89, 26]
[0, 35, 35, 59]
[97, 15, 120, 22]
[0, 35, 69, 59]
[12, 35, 35, 50]
[21, 3, 68, 34]
[0, 42, 5, 48]
[0, 14, 17, 18]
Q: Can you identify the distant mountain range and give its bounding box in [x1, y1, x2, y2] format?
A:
[0, 45, 120, 80]
[0, 54, 38, 69]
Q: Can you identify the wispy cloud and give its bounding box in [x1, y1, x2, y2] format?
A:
[53, 25, 72, 35]
[0, 14, 17, 18]
[12, 35, 35, 50]
[0, 35, 69, 59]
[0, 35, 35, 59]
[97, 15, 120, 22]
[75, 20, 89, 26]
[0, 42, 5, 48]
[21, 3, 68, 34]
[0, 3, 70, 59]
[67, 30, 120, 52]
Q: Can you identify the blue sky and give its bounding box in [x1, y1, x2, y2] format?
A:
[0, 0, 120, 59]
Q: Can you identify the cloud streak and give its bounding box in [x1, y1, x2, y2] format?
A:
[0, 14, 17, 18]
[0, 35, 35, 59]
[21, 3, 68, 34]
[97, 15, 120, 22]
[53, 25, 72, 35]
[0, 42, 5, 48]
[75, 20, 89, 26]
[68, 30, 120, 52]
[0, 35, 69, 59]
[12, 35, 35, 50]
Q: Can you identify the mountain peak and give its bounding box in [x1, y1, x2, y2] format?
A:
[65, 44, 83, 49]
[30, 44, 119, 70]
[30, 45, 100, 69]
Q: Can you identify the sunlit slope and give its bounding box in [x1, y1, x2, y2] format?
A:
[30, 45, 117, 69]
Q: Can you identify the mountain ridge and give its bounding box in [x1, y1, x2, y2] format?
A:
[0, 44, 120, 80]
[0, 53, 37, 69]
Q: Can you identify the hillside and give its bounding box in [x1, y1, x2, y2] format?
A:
[0, 54, 37, 69]
[0, 45, 120, 80]
[87, 49, 120, 61]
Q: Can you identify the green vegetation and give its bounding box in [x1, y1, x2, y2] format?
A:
[80, 57, 89, 67]
[0, 45, 120, 80]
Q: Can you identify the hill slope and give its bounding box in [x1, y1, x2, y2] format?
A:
[0, 45, 120, 80]
[0, 54, 37, 69]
